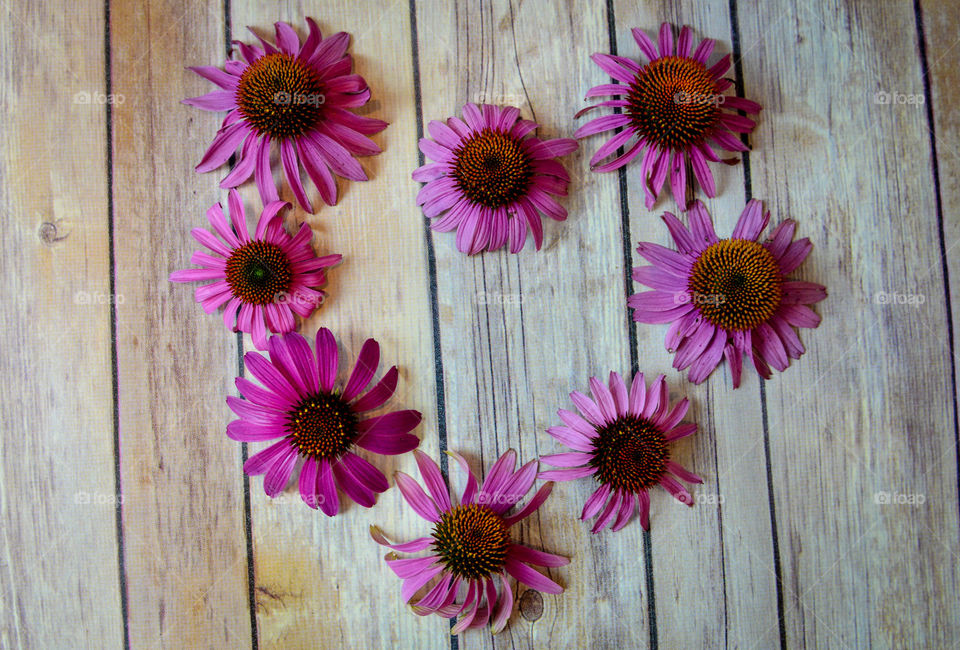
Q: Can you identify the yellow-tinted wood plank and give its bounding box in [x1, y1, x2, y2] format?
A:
[612, 3, 782, 647]
[416, 1, 643, 646]
[111, 1, 254, 646]
[0, 1, 124, 647]
[223, 5, 442, 647]
[738, 0, 960, 645]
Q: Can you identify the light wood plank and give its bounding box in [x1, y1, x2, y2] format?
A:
[611, 3, 783, 647]
[225, 4, 443, 647]
[738, 0, 960, 646]
[0, 2, 125, 647]
[111, 1, 255, 646]
[415, 1, 646, 646]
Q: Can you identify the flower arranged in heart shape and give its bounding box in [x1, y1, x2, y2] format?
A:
[229, 329, 421, 514]
[372, 449, 566, 633]
[541, 372, 702, 532]
[629, 200, 826, 386]
[169, 189, 340, 350]
[414, 103, 577, 254]
[184, 18, 387, 212]
[576, 22, 761, 210]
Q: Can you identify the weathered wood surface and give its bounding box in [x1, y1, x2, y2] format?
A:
[1, 0, 957, 648]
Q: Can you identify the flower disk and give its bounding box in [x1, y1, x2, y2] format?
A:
[688, 239, 783, 331]
[452, 128, 532, 208]
[225, 240, 293, 305]
[590, 416, 669, 493]
[236, 52, 325, 139]
[432, 503, 510, 580]
[628, 56, 721, 150]
[286, 392, 359, 460]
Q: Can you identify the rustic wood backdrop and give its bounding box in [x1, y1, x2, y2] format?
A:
[2, 0, 958, 647]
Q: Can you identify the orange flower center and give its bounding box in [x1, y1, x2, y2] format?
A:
[627, 56, 721, 150]
[236, 52, 325, 138]
[225, 241, 292, 305]
[432, 503, 510, 579]
[452, 128, 531, 208]
[286, 392, 358, 460]
[688, 239, 783, 331]
[590, 416, 669, 493]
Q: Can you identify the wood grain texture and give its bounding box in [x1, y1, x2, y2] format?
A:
[415, 1, 646, 646]
[0, 2, 125, 648]
[226, 4, 442, 648]
[738, 0, 960, 646]
[1, 0, 958, 648]
[611, 4, 783, 648]
[111, 1, 253, 647]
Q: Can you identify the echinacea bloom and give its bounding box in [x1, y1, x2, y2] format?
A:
[575, 23, 761, 210]
[229, 329, 422, 514]
[629, 200, 826, 386]
[372, 450, 567, 634]
[541, 372, 702, 532]
[184, 18, 387, 213]
[413, 103, 578, 254]
[169, 189, 340, 350]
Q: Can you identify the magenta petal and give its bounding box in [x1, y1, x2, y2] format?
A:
[263, 444, 299, 496]
[581, 483, 611, 520]
[504, 557, 563, 594]
[298, 457, 320, 508]
[332, 460, 376, 508]
[414, 450, 452, 512]
[342, 339, 380, 401]
[314, 327, 338, 391]
[351, 366, 398, 412]
[503, 482, 554, 527]
[508, 544, 569, 567]
[244, 439, 293, 475]
[394, 471, 440, 522]
[538, 466, 596, 481]
[316, 460, 340, 516]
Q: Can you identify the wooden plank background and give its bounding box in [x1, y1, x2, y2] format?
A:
[1, 0, 957, 647]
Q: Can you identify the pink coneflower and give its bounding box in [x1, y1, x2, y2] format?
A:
[575, 22, 762, 211]
[372, 449, 567, 634]
[540, 372, 702, 532]
[184, 18, 387, 213]
[169, 189, 340, 350]
[229, 329, 421, 514]
[413, 103, 578, 254]
[629, 200, 826, 386]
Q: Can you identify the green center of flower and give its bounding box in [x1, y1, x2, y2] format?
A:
[286, 392, 359, 460]
[688, 238, 783, 331]
[590, 416, 669, 493]
[431, 503, 510, 579]
[452, 128, 532, 208]
[236, 52, 325, 139]
[225, 240, 293, 305]
[627, 55, 721, 150]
